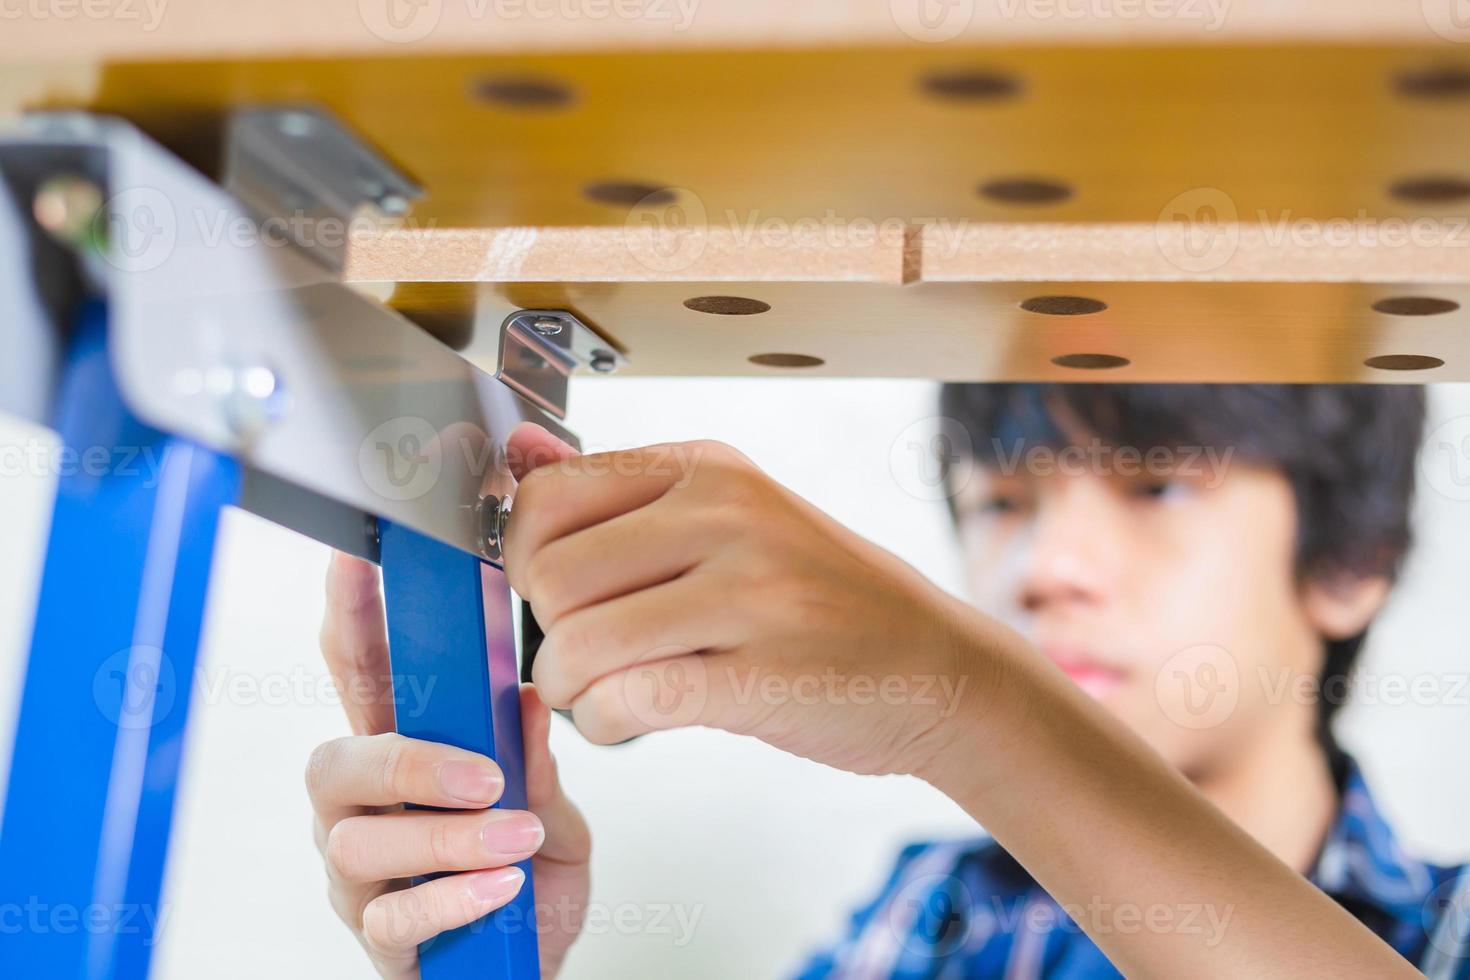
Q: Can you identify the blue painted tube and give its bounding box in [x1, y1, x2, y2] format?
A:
[379, 521, 541, 979]
[0, 301, 239, 980]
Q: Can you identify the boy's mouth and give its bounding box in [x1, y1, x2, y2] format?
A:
[1042, 648, 1130, 700]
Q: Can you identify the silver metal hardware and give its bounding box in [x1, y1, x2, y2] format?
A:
[223, 105, 422, 272]
[478, 494, 512, 562]
[1, 112, 576, 563]
[496, 309, 626, 420]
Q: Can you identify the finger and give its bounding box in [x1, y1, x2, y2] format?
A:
[327, 808, 544, 882]
[328, 877, 391, 943]
[570, 649, 745, 745]
[321, 552, 396, 736]
[504, 443, 705, 594]
[361, 867, 527, 958]
[518, 493, 715, 627]
[506, 421, 580, 483]
[530, 573, 749, 710]
[306, 733, 504, 823]
[520, 685, 592, 867]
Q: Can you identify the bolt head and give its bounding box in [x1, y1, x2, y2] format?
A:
[531, 316, 565, 338]
[377, 193, 410, 217]
[590, 350, 618, 373]
[33, 175, 103, 246]
[478, 494, 511, 561]
[278, 112, 316, 138]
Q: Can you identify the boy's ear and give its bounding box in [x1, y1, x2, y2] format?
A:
[1302, 573, 1392, 640]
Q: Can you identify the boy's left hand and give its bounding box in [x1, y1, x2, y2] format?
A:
[503, 423, 995, 778]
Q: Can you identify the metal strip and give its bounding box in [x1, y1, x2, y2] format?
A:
[380, 521, 541, 979]
[0, 301, 240, 980]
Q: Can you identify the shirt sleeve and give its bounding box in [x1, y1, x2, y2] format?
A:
[789, 842, 960, 980]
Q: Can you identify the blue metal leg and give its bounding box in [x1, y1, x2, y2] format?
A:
[379, 521, 541, 979]
[0, 300, 240, 979]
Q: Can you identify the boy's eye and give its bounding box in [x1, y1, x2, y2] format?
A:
[1129, 478, 1189, 502]
[979, 493, 1025, 515]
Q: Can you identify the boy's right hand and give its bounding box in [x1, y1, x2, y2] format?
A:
[309, 553, 592, 980]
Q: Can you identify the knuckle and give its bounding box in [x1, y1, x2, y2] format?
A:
[324, 819, 359, 880]
[513, 467, 554, 517]
[522, 548, 568, 614]
[533, 625, 581, 709]
[305, 738, 346, 801]
[425, 820, 460, 870]
[361, 898, 411, 955]
[689, 438, 741, 466]
[572, 681, 627, 745]
[370, 733, 411, 800]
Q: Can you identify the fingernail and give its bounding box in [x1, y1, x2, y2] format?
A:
[468, 866, 525, 905]
[439, 761, 504, 805]
[481, 812, 545, 855]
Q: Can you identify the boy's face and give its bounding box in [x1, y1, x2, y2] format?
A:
[951, 435, 1383, 778]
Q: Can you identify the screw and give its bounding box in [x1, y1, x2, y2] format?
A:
[215, 363, 287, 441]
[377, 193, 410, 217]
[590, 349, 618, 373]
[278, 112, 315, 138]
[531, 316, 565, 337]
[479, 494, 512, 562]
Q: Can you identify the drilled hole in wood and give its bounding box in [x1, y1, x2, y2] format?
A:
[583, 181, 677, 207]
[979, 178, 1073, 205]
[1394, 66, 1470, 99]
[919, 69, 1022, 101]
[684, 296, 772, 316]
[749, 353, 824, 368]
[1021, 295, 1107, 316]
[1364, 354, 1444, 371]
[472, 76, 576, 109]
[1051, 353, 1129, 370]
[1372, 296, 1461, 316]
[1388, 176, 1470, 205]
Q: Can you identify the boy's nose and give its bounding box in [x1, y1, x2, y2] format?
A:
[1018, 481, 1118, 614]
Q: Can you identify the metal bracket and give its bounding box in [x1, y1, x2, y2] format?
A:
[223, 106, 421, 272]
[496, 308, 624, 420]
[0, 111, 575, 562]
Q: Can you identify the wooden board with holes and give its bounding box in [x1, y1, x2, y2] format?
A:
[4, 5, 1470, 380]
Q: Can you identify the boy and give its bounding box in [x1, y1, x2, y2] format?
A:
[308, 384, 1468, 978]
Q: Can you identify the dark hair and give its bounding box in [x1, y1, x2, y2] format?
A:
[938, 384, 1426, 777]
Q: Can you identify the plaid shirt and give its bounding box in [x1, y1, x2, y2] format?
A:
[796, 763, 1470, 979]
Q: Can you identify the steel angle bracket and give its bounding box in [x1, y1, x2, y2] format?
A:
[0, 111, 584, 561]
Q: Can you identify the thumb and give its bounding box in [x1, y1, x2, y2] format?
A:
[506, 421, 580, 482]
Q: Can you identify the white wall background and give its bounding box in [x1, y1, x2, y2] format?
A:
[3, 379, 1469, 979]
